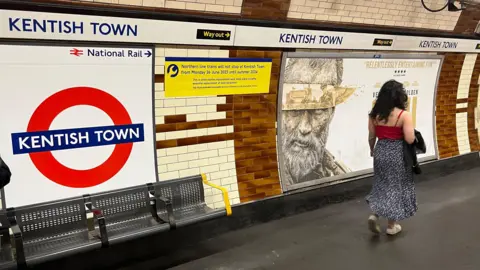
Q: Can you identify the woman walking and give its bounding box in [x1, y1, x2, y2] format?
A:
[366, 80, 417, 235]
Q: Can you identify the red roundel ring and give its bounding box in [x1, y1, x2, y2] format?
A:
[27, 86, 133, 188]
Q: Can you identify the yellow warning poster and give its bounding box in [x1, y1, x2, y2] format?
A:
[164, 57, 272, 97]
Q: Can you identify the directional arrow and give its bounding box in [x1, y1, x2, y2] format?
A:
[226, 33, 230, 38]
[145, 51, 152, 57]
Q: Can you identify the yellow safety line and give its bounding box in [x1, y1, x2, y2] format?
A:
[201, 173, 232, 216]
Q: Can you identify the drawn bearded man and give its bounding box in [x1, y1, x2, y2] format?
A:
[281, 58, 355, 186]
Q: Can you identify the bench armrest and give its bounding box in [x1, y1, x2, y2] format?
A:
[201, 174, 232, 216]
[10, 224, 25, 267]
[85, 203, 109, 247]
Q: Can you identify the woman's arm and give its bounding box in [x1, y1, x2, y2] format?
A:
[402, 112, 415, 144]
[368, 117, 376, 156]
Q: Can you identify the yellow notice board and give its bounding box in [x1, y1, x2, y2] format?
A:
[164, 57, 272, 97]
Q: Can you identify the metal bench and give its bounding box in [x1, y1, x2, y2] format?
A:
[5, 197, 102, 267]
[84, 184, 171, 246]
[151, 174, 232, 229]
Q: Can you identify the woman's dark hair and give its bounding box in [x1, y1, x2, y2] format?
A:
[369, 80, 408, 121]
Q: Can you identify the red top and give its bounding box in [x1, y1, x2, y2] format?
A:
[375, 111, 404, 140]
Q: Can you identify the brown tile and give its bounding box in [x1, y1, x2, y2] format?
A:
[217, 118, 234, 126]
[176, 122, 197, 130]
[260, 94, 277, 102]
[156, 124, 176, 132]
[217, 103, 233, 111]
[250, 103, 268, 110]
[234, 111, 243, 118]
[260, 135, 276, 144]
[248, 177, 280, 186]
[235, 131, 252, 139]
[242, 124, 262, 131]
[177, 137, 198, 146]
[265, 51, 282, 59]
[235, 117, 251, 124]
[235, 152, 246, 160]
[233, 96, 243, 103]
[234, 103, 251, 110]
[237, 173, 255, 183]
[246, 165, 264, 173]
[165, 115, 186, 124]
[236, 51, 266, 58]
[263, 162, 278, 171]
[198, 135, 219, 144]
[156, 140, 177, 149]
[237, 167, 247, 175]
[251, 117, 267, 124]
[251, 129, 269, 137]
[252, 157, 271, 166]
[245, 151, 263, 159]
[243, 95, 261, 103]
[254, 170, 271, 179]
[242, 110, 262, 118]
[243, 137, 261, 145]
[252, 143, 273, 151]
[237, 159, 254, 168]
[155, 74, 164, 83]
[196, 120, 217, 129]
[234, 125, 243, 132]
[218, 133, 235, 140]
[235, 139, 244, 147]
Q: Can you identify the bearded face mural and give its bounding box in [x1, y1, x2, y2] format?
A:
[280, 58, 355, 187]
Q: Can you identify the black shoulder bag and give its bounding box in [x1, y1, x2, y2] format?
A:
[0, 157, 12, 189]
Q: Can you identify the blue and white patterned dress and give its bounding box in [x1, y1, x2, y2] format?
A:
[366, 139, 417, 221]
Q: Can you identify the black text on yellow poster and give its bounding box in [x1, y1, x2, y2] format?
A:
[164, 57, 272, 97]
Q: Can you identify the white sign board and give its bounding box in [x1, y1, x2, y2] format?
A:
[235, 26, 480, 53]
[395, 36, 479, 52]
[0, 9, 236, 45]
[278, 54, 441, 191]
[0, 44, 157, 207]
[234, 25, 397, 50]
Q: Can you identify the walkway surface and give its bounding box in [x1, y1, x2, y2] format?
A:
[120, 166, 480, 270]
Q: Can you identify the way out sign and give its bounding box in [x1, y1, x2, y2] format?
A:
[0, 45, 156, 207]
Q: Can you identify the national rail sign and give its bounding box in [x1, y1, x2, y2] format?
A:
[0, 45, 156, 207]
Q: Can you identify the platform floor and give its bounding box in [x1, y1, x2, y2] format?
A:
[120, 166, 480, 270]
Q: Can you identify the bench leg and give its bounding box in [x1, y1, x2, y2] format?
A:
[10, 225, 26, 268]
[157, 197, 176, 230]
[97, 215, 109, 248]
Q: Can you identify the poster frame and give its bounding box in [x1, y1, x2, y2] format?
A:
[0, 41, 157, 208]
[277, 52, 444, 192]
